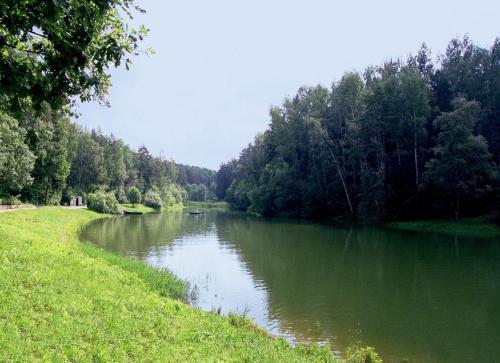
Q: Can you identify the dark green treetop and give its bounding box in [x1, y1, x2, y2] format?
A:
[0, 0, 149, 111]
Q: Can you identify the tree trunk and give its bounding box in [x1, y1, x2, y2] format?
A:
[326, 144, 354, 214]
[413, 113, 420, 218]
[454, 188, 460, 221]
[413, 113, 419, 187]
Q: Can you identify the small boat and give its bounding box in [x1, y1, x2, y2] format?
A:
[124, 210, 143, 215]
[188, 210, 204, 215]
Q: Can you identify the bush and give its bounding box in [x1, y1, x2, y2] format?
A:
[127, 186, 141, 206]
[61, 187, 74, 206]
[86, 191, 120, 214]
[159, 183, 186, 207]
[115, 186, 128, 204]
[225, 181, 251, 211]
[0, 112, 35, 195]
[0, 195, 21, 206]
[186, 183, 209, 202]
[143, 190, 162, 210]
[346, 344, 382, 363]
[160, 185, 176, 207]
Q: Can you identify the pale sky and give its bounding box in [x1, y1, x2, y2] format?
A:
[76, 0, 500, 170]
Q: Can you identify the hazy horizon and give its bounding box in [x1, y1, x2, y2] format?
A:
[75, 0, 500, 170]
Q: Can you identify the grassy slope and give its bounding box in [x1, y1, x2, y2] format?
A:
[0, 208, 335, 361]
[387, 216, 500, 237]
[162, 202, 185, 212]
[120, 203, 184, 213]
[186, 200, 229, 211]
[119, 203, 156, 213]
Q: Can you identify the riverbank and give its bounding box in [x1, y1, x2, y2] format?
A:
[119, 202, 184, 213]
[0, 208, 342, 361]
[119, 203, 156, 213]
[186, 200, 229, 210]
[0, 203, 37, 212]
[386, 215, 500, 237]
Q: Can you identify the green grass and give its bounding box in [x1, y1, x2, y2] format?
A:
[119, 203, 156, 213]
[120, 203, 185, 213]
[162, 202, 184, 212]
[186, 200, 229, 211]
[387, 215, 500, 237]
[80, 243, 188, 301]
[0, 207, 340, 361]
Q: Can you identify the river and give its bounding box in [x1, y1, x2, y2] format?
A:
[80, 210, 500, 362]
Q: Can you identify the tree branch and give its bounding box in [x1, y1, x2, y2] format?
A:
[1, 41, 48, 56]
[27, 30, 49, 39]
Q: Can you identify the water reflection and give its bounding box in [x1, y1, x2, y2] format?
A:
[80, 210, 500, 363]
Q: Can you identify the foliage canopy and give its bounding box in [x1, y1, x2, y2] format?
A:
[0, 0, 148, 111]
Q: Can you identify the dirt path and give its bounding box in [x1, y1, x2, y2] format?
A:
[0, 205, 86, 213]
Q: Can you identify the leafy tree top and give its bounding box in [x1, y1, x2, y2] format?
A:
[0, 0, 149, 111]
[127, 186, 141, 204]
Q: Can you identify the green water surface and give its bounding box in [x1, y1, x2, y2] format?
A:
[80, 210, 500, 362]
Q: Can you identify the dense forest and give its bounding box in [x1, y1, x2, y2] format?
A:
[217, 37, 500, 222]
[0, 1, 217, 209]
[1, 1, 498, 224]
[0, 106, 216, 206]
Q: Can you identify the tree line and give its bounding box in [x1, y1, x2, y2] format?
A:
[217, 37, 500, 222]
[0, 1, 218, 208]
[0, 103, 216, 206]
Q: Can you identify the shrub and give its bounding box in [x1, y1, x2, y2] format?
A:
[227, 310, 253, 329]
[160, 185, 176, 207]
[174, 184, 188, 204]
[159, 183, 186, 207]
[0, 112, 35, 195]
[61, 187, 74, 206]
[127, 186, 141, 206]
[346, 344, 382, 363]
[143, 189, 162, 210]
[179, 188, 188, 204]
[186, 183, 209, 202]
[1, 195, 21, 206]
[86, 191, 120, 214]
[115, 186, 128, 204]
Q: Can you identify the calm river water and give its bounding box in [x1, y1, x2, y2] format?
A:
[80, 210, 500, 362]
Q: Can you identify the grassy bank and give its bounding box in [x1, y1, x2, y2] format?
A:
[186, 200, 229, 210]
[162, 202, 185, 212]
[0, 208, 341, 361]
[119, 203, 156, 213]
[387, 215, 500, 237]
[119, 202, 184, 213]
[80, 243, 187, 301]
[0, 204, 36, 212]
